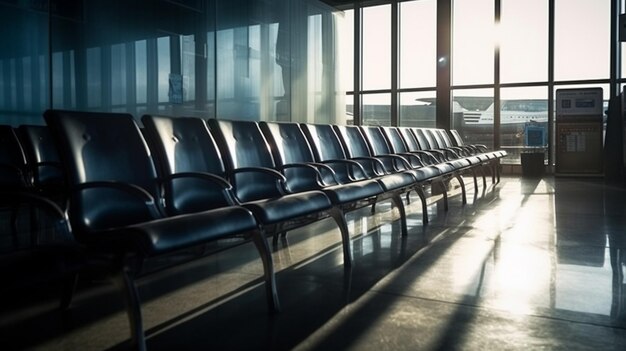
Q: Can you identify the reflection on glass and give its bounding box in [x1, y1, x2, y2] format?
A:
[362, 93, 391, 126]
[452, 0, 494, 86]
[157, 36, 170, 104]
[182, 35, 196, 102]
[399, 0, 436, 89]
[453, 88, 494, 149]
[136, 40, 147, 105]
[86, 47, 101, 108]
[399, 91, 436, 128]
[555, 0, 610, 81]
[337, 9, 353, 93]
[111, 43, 127, 106]
[500, 0, 548, 84]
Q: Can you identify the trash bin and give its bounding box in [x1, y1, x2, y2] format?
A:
[521, 151, 545, 177]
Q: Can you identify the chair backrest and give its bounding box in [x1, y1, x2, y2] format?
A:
[333, 125, 372, 158]
[381, 127, 410, 154]
[428, 129, 448, 149]
[207, 118, 281, 202]
[259, 122, 316, 165]
[422, 129, 444, 149]
[44, 110, 160, 233]
[397, 127, 422, 152]
[0, 125, 28, 188]
[359, 126, 393, 156]
[411, 128, 436, 150]
[436, 129, 456, 148]
[17, 125, 64, 189]
[259, 121, 328, 192]
[449, 130, 465, 147]
[300, 123, 348, 162]
[300, 123, 356, 184]
[142, 115, 233, 215]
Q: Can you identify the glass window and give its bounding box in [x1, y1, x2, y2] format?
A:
[52, 52, 64, 108]
[500, 86, 548, 164]
[362, 93, 391, 126]
[111, 43, 127, 106]
[157, 36, 171, 104]
[136, 40, 148, 105]
[182, 35, 196, 102]
[337, 9, 354, 124]
[399, 0, 436, 89]
[362, 5, 391, 91]
[452, 0, 495, 86]
[452, 88, 494, 149]
[555, 0, 610, 81]
[86, 47, 101, 108]
[500, 0, 548, 84]
[338, 9, 354, 93]
[399, 91, 436, 128]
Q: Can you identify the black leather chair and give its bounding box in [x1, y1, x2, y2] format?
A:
[259, 121, 389, 244]
[45, 110, 278, 351]
[419, 128, 496, 186]
[302, 123, 414, 234]
[0, 125, 29, 189]
[447, 129, 507, 183]
[17, 125, 66, 205]
[204, 118, 354, 266]
[1, 125, 80, 311]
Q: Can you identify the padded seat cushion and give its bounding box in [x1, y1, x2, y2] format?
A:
[446, 159, 472, 169]
[243, 190, 332, 224]
[322, 179, 383, 204]
[375, 172, 416, 192]
[105, 206, 258, 256]
[405, 166, 442, 181]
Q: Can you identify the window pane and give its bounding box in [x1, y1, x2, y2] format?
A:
[399, 91, 436, 128]
[399, 0, 436, 89]
[453, 88, 494, 149]
[362, 5, 390, 91]
[500, 0, 548, 83]
[555, 0, 610, 81]
[111, 43, 127, 106]
[157, 36, 170, 104]
[500, 87, 548, 164]
[452, 0, 494, 86]
[338, 9, 353, 93]
[337, 9, 354, 124]
[362, 93, 391, 126]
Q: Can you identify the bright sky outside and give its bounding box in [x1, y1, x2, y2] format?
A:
[338, 0, 612, 103]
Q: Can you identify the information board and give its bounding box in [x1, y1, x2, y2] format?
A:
[555, 88, 604, 176]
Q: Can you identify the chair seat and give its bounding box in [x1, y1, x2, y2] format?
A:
[375, 172, 417, 192]
[323, 179, 383, 204]
[243, 190, 332, 224]
[98, 206, 259, 256]
[446, 159, 472, 170]
[406, 166, 442, 181]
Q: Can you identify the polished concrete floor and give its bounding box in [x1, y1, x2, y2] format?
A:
[2, 175, 626, 350]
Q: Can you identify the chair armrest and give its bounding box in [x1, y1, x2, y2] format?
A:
[230, 167, 288, 200]
[319, 159, 369, 182]
[276, 163, 327, 191]
[69, 181, 164, 235]
[0, 190, 74, 248]
[159, 172, 239, 207]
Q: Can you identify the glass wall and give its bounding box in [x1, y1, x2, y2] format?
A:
[452, 0, 494, 86]
[0, 0, 344, 126]
[0, 2, 49, 126]
[399, 0, 437, 128]
[555, 0, 611, 81]
[452, 88, 494, 149]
